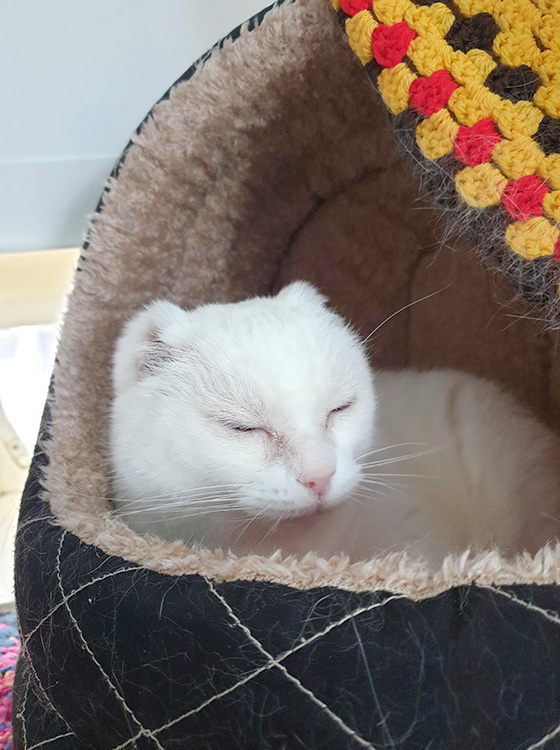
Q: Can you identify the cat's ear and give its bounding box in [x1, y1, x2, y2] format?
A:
[276, 281, 328, 308]
[113, 300, 188, 392]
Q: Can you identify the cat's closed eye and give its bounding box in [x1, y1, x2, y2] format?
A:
[221, 421, 268, 435]
[329, 400, 355, 416]
[326, 400, 355, 429]
[230, 424, 260, 433]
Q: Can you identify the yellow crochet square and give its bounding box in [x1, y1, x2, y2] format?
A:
[492, 99, 544, 139]
[454, 0, 497, 16]
[493, 30, 541, 68]
[448, 85, 498, 127]
[536, 13, 560, 52]
[455, 164, 508, 207]
[416, 110, 459, 159]
[345, 11, 377, 65]
[450, 50, 497, 87]
[407, 35, 455, 77]
[497, 0, 541, 33]
[505, 217, 560, 260]
[538, 155, 560, 191]
[378, 63, 417, 115]
[492, 137, 544, 179]
[538, 50, 560, 86]
[533, 0, 559, 12]
[543, 191, 560, 224]
[404, 4, 455, 37]
[533, 84, 560, 120]
[372, 0, 414, 25]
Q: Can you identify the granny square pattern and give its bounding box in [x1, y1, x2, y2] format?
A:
[334, 0, 560, 324]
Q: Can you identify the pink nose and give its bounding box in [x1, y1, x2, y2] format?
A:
[298, 470, 335, 498]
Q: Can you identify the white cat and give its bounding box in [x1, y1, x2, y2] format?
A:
[109, 282, 560, 568]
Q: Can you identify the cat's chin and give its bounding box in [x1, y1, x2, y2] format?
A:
[283, 504, 329, 520]
[244, 494, 347, 522]
[227, 501, 353, 559]
[240, 504, 328, 523]
[250, 493, 356, 530]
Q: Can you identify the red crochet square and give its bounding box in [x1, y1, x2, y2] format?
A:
[339, 0, 372, 15]
[371, 22, 417, 68]
[501, 175, 549, 221]
[409, 70, 458, 117]
[454, 118, 501, 166]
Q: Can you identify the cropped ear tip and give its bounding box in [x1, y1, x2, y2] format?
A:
[143, 298, 181, 320]
[114, 301, 185, 391]
[277, 281, 328, 306]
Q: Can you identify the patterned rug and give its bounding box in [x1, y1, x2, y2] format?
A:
[0, 614, 18, 750]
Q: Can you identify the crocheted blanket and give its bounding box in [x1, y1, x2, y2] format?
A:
[335, 0, 560, 325]
[0, 614, 18, 750]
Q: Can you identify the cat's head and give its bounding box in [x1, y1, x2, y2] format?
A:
[112, 282, 375, 521]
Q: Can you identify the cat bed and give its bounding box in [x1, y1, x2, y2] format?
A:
[12, 0, 560, 747]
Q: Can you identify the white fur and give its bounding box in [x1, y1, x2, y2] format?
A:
[109, 283, 560, 567]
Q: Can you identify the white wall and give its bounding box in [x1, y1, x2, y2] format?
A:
[1, 0, 268, 253]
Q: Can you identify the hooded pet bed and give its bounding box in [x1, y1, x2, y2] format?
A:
[12, 0, 560, 747]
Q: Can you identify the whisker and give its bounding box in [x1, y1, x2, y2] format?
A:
[359, 445, 447, 467]
[142, 507, 243, 520]
[111, 500, 242, 518]
[356, 479, 414, 502]
[357, 478, 403, 491]
[114, 493, 242, 510]
[361, 472, 431, 479]
[71, 483, 247, 506]
[362, 285, 451, 345]
[347, 491, 374, 506]
[259, 513, 285, 547]
[145, 512, 248, 524]
[355, 442, 434, 462]
[231, 506, 271, 546]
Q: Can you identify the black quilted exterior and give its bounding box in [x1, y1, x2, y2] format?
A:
[12, 2, 560, 748]
[11, 426, 560, 749]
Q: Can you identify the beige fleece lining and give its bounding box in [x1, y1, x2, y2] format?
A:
[40, 0, 560, 598]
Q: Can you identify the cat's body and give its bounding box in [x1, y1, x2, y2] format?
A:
[110, 283, 559, 568]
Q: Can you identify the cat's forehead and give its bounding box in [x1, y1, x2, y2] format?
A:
[189, 296, 357, 366]
[181, 302, 363, 410]
[194, 294, 346, 339]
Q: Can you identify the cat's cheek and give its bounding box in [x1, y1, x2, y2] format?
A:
[325, 463, 361, 507]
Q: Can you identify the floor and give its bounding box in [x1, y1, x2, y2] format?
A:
[0, 253, 76, 613]
[0, 324, 59, 612]
[0, 399, 30, 610]
[0, 490, 19, 611]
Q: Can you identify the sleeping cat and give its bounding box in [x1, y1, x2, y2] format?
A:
[109, 282, 560, 568]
